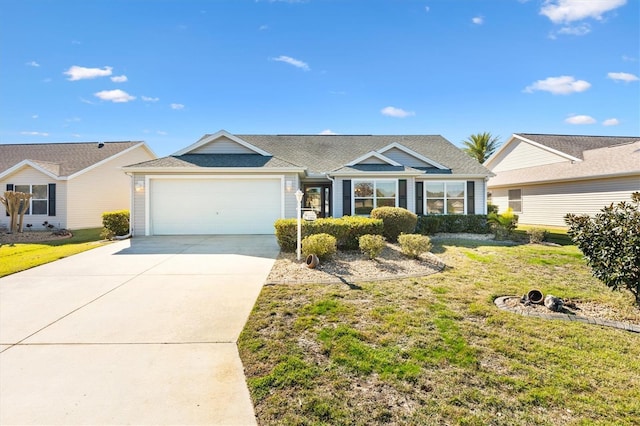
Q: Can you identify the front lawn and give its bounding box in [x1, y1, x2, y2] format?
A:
[239, 239, 640, 425]
[0, 228, 107, 277]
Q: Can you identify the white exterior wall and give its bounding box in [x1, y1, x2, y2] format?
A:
[473, 178, 487, 214]
[490, 176, 640, 227]
[66, 146, 154, 229]
[0, 167, 67, 229]
[490, 140, 568, 172]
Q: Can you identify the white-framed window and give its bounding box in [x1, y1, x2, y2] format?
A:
[508, 189, 522, 213]
[353, 179, 397, 215]
[14, 184, 48, 215]
[424, 181, 466, 215]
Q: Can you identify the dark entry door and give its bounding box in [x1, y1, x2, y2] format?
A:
[304, 184, 332, 218]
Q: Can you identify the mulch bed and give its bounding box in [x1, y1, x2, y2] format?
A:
[0, 231, 72, 244]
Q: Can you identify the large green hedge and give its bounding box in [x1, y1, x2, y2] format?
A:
[415, 214, 489, 235]
[274, 216, 383, 251]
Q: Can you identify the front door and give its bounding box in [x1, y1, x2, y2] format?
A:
[304, 184, 332, 218]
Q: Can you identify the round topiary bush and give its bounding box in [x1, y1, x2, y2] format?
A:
[370, 207, 417, 242]
[358, 234, 386, 259]
[301, 233, 337, 261]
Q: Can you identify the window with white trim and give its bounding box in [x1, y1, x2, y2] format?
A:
[353, 179, 397, 215]
[14, 184, 48, 215]
[508, 189, 522, 213]
[425, 181, 465, 214]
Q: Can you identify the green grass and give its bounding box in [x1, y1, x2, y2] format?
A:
[514, 224, 573, 245]
[0, 228, 107, 277]
[239, 240, 640, 425]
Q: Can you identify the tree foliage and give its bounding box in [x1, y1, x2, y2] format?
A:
[462, 132, 500, 164]
[565, 193, 640, 306]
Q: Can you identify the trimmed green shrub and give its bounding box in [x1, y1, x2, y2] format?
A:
[416, 214, 489, 235]
[370, 207, 417, 242]
[359, 234, 386, 259]
[487, 208, 518, 240]
[526, 228, 548, 244]
[101, 210, 129, 240]
[339, 216, 384, 249]
[274, 217, 383, 251]
[565, 192, 640, 306]
[398, 234, 432, 259]
[302, 233, 337, 260]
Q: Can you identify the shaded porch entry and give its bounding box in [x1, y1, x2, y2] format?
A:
[303, 184, 332, 218]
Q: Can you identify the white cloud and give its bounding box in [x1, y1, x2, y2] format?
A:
[156, 130, 168, 135]
[381, 106, 415, 118]
[65, 117, 81, 122]
[602, 118, 620, 126]
[142, 96, 160, 102]
[565, 114, 596, 124]
[524, 76, 591, 94]
[319, 129, 337, 135]
[622, 55, 637, 62]
[556, 23, 591, 35]
[72, 133, 82, 138]
[80, 97, 95, 105]
[111, 75, 128, 83]
[26, 61, 40, 67]
[607, 72, 639, 82]
[271, 55, 310, 71]
[540, 0, 626, 24]
[472, 16, 484, 25]
[170, 103, 185, 110]
[259, 25, 269, 30]
[65, 65, 113, 81]
[31, 114, 39, 119]
[425, 6, 430, 12]
[21, 131, 49, 136]
[94, 89, 136, 103]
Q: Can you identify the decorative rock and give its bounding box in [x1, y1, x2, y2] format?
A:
[544, 294, 564, 312]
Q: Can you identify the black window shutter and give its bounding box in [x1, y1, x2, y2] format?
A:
[48, 183, 56, 216]
[399, 179, 407, 209]
[467, 181, 475, 214]
[342, 180, 351, 216]
[415, 182, 423, 215]
[5, 184, 13, 216]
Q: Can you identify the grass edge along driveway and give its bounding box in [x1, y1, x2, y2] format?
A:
[239, 239, 640, 426]
[0, 228, 107, 277]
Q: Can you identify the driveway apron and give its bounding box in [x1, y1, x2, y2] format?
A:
[0, 235, 279, 425]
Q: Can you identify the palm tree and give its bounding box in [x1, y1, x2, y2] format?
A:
[462, 132, 501, 164]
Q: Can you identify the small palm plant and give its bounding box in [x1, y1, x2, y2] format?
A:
[462, 132, 501, 164]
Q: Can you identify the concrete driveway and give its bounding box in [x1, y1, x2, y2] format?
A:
[0, 235, 279, 425]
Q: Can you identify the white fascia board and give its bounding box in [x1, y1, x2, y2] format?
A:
[487, 171, 639, 188]
[417, 173, 495, 180]
[0, 160, 62, 181]
[346, 151, 402, 167]
[329, 170, 424, 177]
[67, 142, 150, 180]
[377, 142, 448, 169]
[172, 129, 272, 156]
[120, 166, 305, 174]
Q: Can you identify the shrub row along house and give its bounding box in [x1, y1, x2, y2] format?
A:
[122, 130, 493, 236]
[485, 134, 640, 227]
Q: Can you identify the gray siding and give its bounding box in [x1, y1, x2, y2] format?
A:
[383, 147, 430, 168]
[190, 136, 257, 154]
[491, 176, 640, 226]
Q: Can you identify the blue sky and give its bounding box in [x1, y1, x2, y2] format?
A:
[1, 0, 638, 157]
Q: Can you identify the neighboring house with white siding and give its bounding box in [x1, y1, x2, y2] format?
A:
[1, 142, 156, 230]
[123, 130, 493, 236]
[485, 133, 640, 227]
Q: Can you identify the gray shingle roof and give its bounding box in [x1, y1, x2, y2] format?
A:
[125, 134, 492, 177]
[0, 141, 143, 177]
[517, 134, 640, 160]
[236, 134, 490, 175]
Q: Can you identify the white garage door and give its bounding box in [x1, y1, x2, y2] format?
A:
[150, 178, 282, 235]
